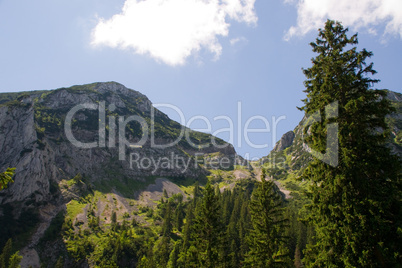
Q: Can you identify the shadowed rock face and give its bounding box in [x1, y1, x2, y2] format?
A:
[0, 82, 238, 206]
[273, 131, 295, 152]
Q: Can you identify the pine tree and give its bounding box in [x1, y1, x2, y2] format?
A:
[162, 204, 173, 237]
[177, 203, 196, 267]
[300, 20, 401, 267]
[229, 239, 239, 268]
[8, 252, 22, 268]
[154, 202, 174, 267]
[181, 204, 194, 251]
[238, 199, 250, 259]
[192, 181, 202, 204]
[111, 211, 117, 231]
[191, 181, 223, 268]
[0, 239, 12, 268]
[0, 239, 22, 268]
[163, 189, 169, 198]
[167, 241, 181, 268]
[174, 203, 184, 232]
[244, 171, 290, 267]
[155, 236, 171, 267]
[111, 211, 117, 224]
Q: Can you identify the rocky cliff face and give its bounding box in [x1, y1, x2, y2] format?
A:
[386, 91, 402, 155]
[272, 131, 295, 152]
[0, 82, 238, 207]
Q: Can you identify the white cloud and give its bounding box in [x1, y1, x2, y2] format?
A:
[230, 36, 248, 46]
[285, 0, 402, 40]
[91, 0, 257, 66]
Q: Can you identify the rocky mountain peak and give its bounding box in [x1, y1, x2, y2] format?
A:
[273, 131, 295, 152]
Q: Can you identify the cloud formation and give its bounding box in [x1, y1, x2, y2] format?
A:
[91, 0, 257, 66]
[230, 36, 248, 46]
[285, 0, 402, 40]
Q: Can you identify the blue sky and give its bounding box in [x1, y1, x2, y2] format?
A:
[1, 0, 401, 159]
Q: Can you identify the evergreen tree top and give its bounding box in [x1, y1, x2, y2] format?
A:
[301, 20, 381, 115]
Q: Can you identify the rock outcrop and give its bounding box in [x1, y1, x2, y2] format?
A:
[273, 131, 295, 152]
[0, 82, 239, 207]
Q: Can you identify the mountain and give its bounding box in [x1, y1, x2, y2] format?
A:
[0, 82, 243, 203]
[1, 82, 399, 267]
[0, 82, 251, 266]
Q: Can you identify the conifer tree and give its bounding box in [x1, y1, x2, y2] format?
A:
[155, 236, 171, 267]
[111, 211, 117, 224]
[0, 239, 12, 268]
[245, 171, 290, 267]
[300, 20, 401, 267]
[181, 204, 194, 252]
[177, 201, 197, 267]
[167, 241, 181, 268]
[8, 253, 22, 268]
[163, 189, 169, 199]
[111, 211, 118, 231]
[174, 203, 184, 232]
[0, 239, 22, 268]
[238, 200, 250, 259]
[162, 204, 173, 237]
[192, 181, 201, 203]
[155, 202, 174, 267]
[192, 181, 223, 268]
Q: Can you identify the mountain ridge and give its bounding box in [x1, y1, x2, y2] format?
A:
[0, 82, 244, 203]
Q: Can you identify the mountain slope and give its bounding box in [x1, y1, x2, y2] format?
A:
[0, 82, 240, 203]
[0, 82, 248, 266]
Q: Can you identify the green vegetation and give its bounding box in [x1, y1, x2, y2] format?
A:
[0, 90, 47, 109]
[34, 106, 63, 135]
[245, 171, 290, 267]
[64, 83, 99, 94]
[66, 200, 87, 220]
[93, 174, 157, 198]
[32, 177, 313, 267]
[0, 239, 22, 268]
[300, 20, 401, 267]
[0, 92, 22, 106]
[0, 168, 15, 191]
[167, 176, 205, 196]
[190, 181, 223, 267]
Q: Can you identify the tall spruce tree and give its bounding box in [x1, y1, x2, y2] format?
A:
[155, 204, 173, 267]
[244, 171, 290, 267]
[191, 181, 223, 268]
[300, 20, 401, 267]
